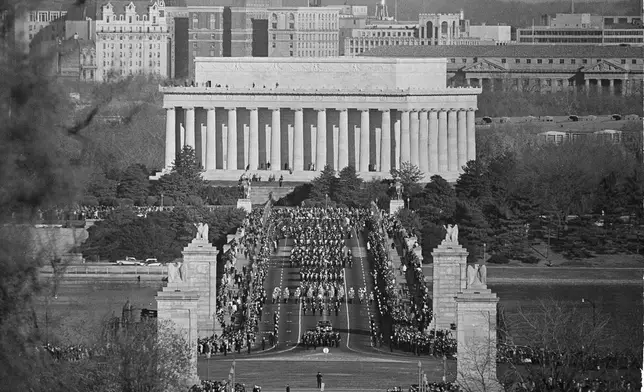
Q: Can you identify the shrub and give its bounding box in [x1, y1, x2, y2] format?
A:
[118, 198, 134, 207]
[99, 196, 119, 206]
[487, 254, 510, 264]
[518, 255, 540, 264]
[82, 196, 99, 206]
[186, 195, 204, 206]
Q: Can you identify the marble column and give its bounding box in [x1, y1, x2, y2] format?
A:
[271, 108, 281, 171]
[311, 125, 317, 170]
[165, 107, 176, 168]
[333, 126, 339, 170]
[249, 108, 259, 171]
[609, 79, 615, 95]
[265, 124, 271, 167]
[419, 110, 429, 173]
[457, 110, 467, 169]
[380, 109, 391, 173]
[243, 125, 250, 169]
[400, 110, 410, 165]
[180, 122, 185, 148]
[360, 109, 370, 172]
[316, 109, 327, 170]
[375, 128, 381, 172]
[354, 126, 360, 169]
[200, 124, 206, 167]
[448, 109, 458, 172]
[394, 119, 400, 170]
[226, 108, 237, 170]
[288, 125, 294, 170]
[293, 108, 304, 171]
[222, 124, 228, 169]
[409, 110, 420, 167]
[466, 109, 476, 162]
[185, 107, 195, 149]
[205, 108, 216, 170]
[438, 110, 448, 173]
[429, 110, 439, 173]
[338, 109, 349, 170]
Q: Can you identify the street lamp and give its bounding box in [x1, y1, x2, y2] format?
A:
[325, 194, 328, 209]
[581, 298, 597, 328]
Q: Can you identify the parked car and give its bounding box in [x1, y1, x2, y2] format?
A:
[145, 258, 162, 266]
[116, 257, 144, 266]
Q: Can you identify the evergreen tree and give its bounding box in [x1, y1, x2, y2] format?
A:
[310, 164, 337, 201]
[116, 163, 150, 205]
[335, 166, 363, 207]
[453, 199, 493, 263]
[455, 160, 490, 202]
[155, 146, 205, 204]
[414, 175, 457, 223]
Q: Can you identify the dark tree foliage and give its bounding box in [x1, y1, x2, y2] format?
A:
[335, 166, 363, 208]
[81, 206, 246, 262]
[309, 164, 338, 201]
[116, 163, 150, 205]
[155, 146, 205, 205]
[412, 175, 457, 223]
[453, 200, 493, 263]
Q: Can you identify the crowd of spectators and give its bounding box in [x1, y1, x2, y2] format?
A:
[42, 343, 94, 361]
[496, 343, 642, 369]
[188, 380, 247, 392]
[366, 212, 457, 357]
[209, 205, 275, 354]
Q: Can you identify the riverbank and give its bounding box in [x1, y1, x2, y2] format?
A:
[421, 265, 642, 284]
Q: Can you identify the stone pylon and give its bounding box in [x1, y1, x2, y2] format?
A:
[455, 264, 503, 392]
[431, 239, 467, 330]
[163, 237, 219, 337]
[156, 291, 200, 388]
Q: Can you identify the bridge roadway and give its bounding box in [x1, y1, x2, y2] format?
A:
[198, 228, 456, 389]
[254, 228, 382, 356]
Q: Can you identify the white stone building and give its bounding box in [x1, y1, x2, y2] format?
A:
[95, 0, 169, 82]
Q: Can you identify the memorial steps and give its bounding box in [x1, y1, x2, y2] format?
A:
[151, 169, 462, 184]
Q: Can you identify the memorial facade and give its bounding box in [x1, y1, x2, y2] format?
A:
[156, 57, 481, 182]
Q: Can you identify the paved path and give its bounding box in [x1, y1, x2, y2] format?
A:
[198, 356, 456, 391]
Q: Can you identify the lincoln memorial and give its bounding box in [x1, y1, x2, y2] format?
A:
[155, 57, 481, 182]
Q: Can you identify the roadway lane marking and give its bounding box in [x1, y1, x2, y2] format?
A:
[343, 266, 351, 349]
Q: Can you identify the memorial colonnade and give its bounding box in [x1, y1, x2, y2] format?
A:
[163, 103, 477, 177]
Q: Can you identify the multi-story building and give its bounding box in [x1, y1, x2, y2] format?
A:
[344, 11, 494, 56]
[362, 45, 644, 96]
[468, 24, 511, 44]
[517, 13, 644, 45]
[95, 0, 170, 82]
[12, 0, 72, 53]
[338, 5, 368, 55]
[418, 11, 469, 44]
[268, 6, 341, 57]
